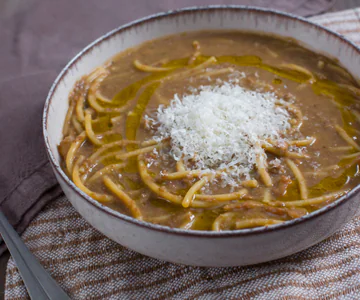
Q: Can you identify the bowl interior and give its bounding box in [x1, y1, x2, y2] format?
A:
[44, 6, 360, 230]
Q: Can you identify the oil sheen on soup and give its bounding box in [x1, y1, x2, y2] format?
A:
[59, 30, 360, 231]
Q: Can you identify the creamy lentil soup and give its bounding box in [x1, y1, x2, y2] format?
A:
[59, 30, 360, 231]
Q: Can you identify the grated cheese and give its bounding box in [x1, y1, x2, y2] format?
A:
[150, 83, 291, 186]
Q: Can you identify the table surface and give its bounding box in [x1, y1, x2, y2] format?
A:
[0, 0, 359, 298]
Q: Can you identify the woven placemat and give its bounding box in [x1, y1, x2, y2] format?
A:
[5, 8, 360, 300]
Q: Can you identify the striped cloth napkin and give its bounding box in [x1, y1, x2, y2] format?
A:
[5, 8, 360, 300]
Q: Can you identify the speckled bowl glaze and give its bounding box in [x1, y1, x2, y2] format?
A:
[43, 6, 360, 267]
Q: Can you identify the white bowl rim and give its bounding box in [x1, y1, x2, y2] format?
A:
[43, 5, 360, 237]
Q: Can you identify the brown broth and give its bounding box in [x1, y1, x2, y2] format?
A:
[59, 30, 360, 231]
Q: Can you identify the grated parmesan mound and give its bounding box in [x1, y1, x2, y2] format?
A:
[151, 83, 291, 186]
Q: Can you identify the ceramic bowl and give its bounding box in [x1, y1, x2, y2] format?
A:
[43, 6, 360, 267]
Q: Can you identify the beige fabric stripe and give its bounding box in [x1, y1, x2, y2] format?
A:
[67, 265, 188, 294]
[70, 265, 190, 296]
[23, 224, 92, 243]
[322, 283, 360, 299]
[39, 244, 132, 267]
[55, 260, 169, 283]
[28, 234, 107, 253]
[27, 213, 81, 228]
[6, 244, 131, 274]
